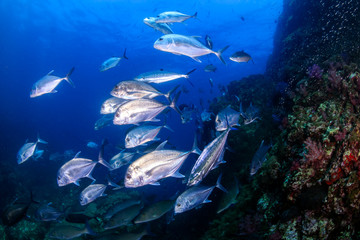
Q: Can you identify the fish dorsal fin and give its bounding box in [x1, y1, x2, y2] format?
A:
[155, 140, 168, 151]
[191, 36, 202, 38]
[74, 151, 81, 159]
[47, 70, 54, 75]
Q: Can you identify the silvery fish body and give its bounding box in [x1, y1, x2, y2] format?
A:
[109, 151, 137, 169]
[154, 34, 228, 64]
[187, 128, 230, 186]
[134, 70, 188, 84]
[35, 203, 63, 222]
[215, 105, 240, 131]
[101, 97, 128, 114]
[30, 68, 74, 98]
[175, 185, 216, 214]
[125, 143, 191, 188]
[111, 80, 167, 100]
[134, 200, 174, 224]
[155, 11, 197, 23]
[79, 184, 107, 206]
[144, 17, 173, 34]
[250, 140, 271, 176]
[57, 155, 97, 187]
[216, 177, 239, 214]
[125, 125, 165, 148]
[113, 98, 169, 125]
[94, 115, 113, 130]
[100, 57, 121, 72]
[104, 203, 143, 230]
[17, 138, 47, 164]
[230, 50, 252, 63]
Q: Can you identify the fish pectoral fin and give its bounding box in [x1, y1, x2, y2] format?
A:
[74, 180, 80, 186]
[47, 70, 54, 75]
[191, 57, 202, 63]
[203, 199, 212, 204]
[171, 171, 185, 178]
[50, 90, 58, 94]
[150, 182, 161, 186]
[148, 118, 161, 122]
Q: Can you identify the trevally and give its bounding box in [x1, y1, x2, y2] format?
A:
[35, 203, 64, 222]
[104, 203, 143, 230]
[111, 80, 177, 100]
[79, 184, 107, 206]
[154, 34, 229, 64]
[250, 140, 271, 176]
[155, 11, 197, 23]
[113, 94, 180, 126]
[94, 115, 113, 130]
[143, 17, 173, 34]
[215, 105, 240, 131]
[187, 127, 231, 186]
[30, 67, 75, 98]
[124, 141, 200, 188]
[100, 49, 128, 72]
[17, 137, 48, 164]
[100, 97, 128, 114]
[125, 124, 173, 148]
[134, 200, 175, 224]
[229, 50, 253, 63]
[175, 175, 226, 214]
[109, 150, 138, 169]
[204, 64, 216, 72]
[134, 69, 196, 84]
[103, 199, 142, 220]
[216, 177, 239, 214]
[47, 222, 95, 239]
[33, 149, 44, 161]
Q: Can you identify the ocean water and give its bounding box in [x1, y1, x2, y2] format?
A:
[0, 0, 282, 239]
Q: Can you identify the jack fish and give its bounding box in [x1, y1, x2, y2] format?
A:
[229, 50, 253, 63]
[109, 150, 138, 169]
[134, 69, 196, 84]
[216, 177, 239, 214]
[94, 115, 113, 130]
[155, 11, 197, 23]
[80, 184, 107, 206]
[47, 222, 95, 239]
[17, 137, 48, 164]
[250, 140, 271, 176]
[134, 200, 175, 224]
[125, 124, 172, 148]
[100, 49, 128, 72]
[215, 105, 240, 131]
[154, 34, 229, 64]
[144, 17, 173, 34]
[101, 97, 128, 114]
[104, 203, 143, 230]
[30, 67, 75, 98]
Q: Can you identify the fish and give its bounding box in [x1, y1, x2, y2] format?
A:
[104, 203, 143, 230]
[35, 202, 64, 222]
[204, 64, 216, 72]
[17, 137, 48, 164]
[109, 150, 138, 169]
[215, 105, 241, 131]
[94, 115, 113, 130]
[100, 49, 128, 72]
[187, 127, 231, 186]
[30, 67, 75, 98]
[175, 174, 226, 214]
[125, 124, 173, 148]
[103, 199, 142, 220]
[57, 151, 112, 187]
[111, 80, 178, 101]
[87, 141, 98, 149]
[201, 110, 212, 122]
[250, 140, 271, 176]
[79, 184, 107, 206]
[96, 229, 147, 240]
[47, 221, 95, 239]
[155, 11, 197, 23]
[113, 94, 180, 126]
[205, 35, 213, 49]
[154, 34, 229, 64]
[216, 177, 239, 214]
[143, 17, 173, 34]
[2, 192, 37, 226]
[125, 140, 200, 188]
[33, 149, 44, 161]
[100, 97, 128, 114]
[134, 69, 196, 85]
[240, 102, 260, 125]
[209, 78, 214, 87]
[134, 200, 175, 224]
[229, 50, 253, 63]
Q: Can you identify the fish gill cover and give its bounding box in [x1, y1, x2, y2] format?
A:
[0, 0, 285, 239]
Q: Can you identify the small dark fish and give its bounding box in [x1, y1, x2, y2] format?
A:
[229, 51, 253, 63]
[240, 102, 260, 125]
[2, 192, 37, 226]
[35, 203, 64, 222]
[250, 140, 271, 176]
[241, 16, 245, 21]
[205, 35, 213, 49]
[204, 64, 216, 72]
[47, 221, 95, 239]
[209, 78, 214, 88]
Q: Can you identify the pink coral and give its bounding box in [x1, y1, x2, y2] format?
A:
[303, 138, 327, 170]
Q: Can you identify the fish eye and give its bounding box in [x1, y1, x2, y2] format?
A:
[176, 203, 181, 207]
[115, 113, 120, 117]
[126, 137, 130, 142]
[126, 174, 131, 180]
[159, 38, 163, 41]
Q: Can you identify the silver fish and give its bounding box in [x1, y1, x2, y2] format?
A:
[134, 200, 175, 224]
[240, 102, 260, 125]
[175, 175, 226, 214]
[110, 80, 176, 100]
[250, 140, 271, 176]
[100, 49, 128, 72]
[80, 184, 107, 206]
[215, 105, 240, 131]
[201, 110, 212, 122]
[17, 138, 48, 164]
[47, 222, 94, 239]
[187, 128, 231, 186]
[100, 97, 128, 114]
[205, 35, 213, 49]
[143, 17, 173, 34]
[204, 64, 216, 72]
[154, 34, 229, 64]
[229, 50, 253, 63]
[30, 67, 75, 98]
[134, 69, 196, 84]
[104, 203, 143, 230]
[103, 199, 142, 220]
[35, 203, 64, 222]
[125, 124, 172, 148]
[109, 150, 137, 169]
[125, 141, 199, 188]
[155, 11, 197, 23]
[94, 115, 113, 130]
[216, 177, 239, 214]
[113, 96, 180, 126]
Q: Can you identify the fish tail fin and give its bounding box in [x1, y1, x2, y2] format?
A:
[85, 220, 96, 236]
[98, 139, 114, 170]
[169, 91, 182, 115]
[36, 133, 48, 144]
[65, 67, 75, 88]
[216, 173, 228, 193]
[165, 85, 180, 102]
[215, 45, 230, 65]
[123, 48, 128, 60]
[163, 125, 174, 132]
[192, 12, 199, 21]
[191, 133, 201, 155]
[185, 68, 197, 78]
[107, 176, 123, 190]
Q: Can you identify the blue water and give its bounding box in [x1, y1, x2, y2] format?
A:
[0, 0, 281, 236]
